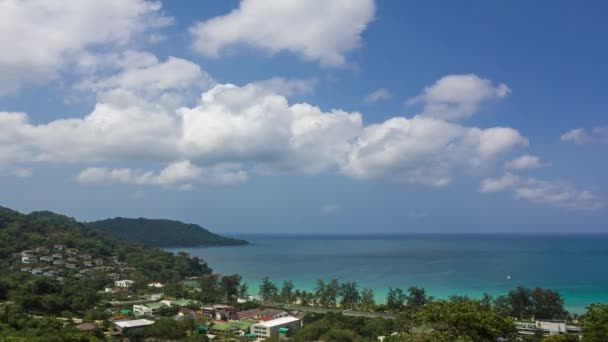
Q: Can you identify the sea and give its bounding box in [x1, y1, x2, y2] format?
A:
[165, 234, 608, 314]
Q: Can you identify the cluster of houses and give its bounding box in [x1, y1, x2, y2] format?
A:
[18, 245, 134, 282]
[116, 298, 303, 339]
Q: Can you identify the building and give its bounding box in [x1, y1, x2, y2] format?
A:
[35, 247, 50, 254]
[211, 320, 256, 336]
[148, 282, 164, 288]
[516, 320, 581, 337]
[133, 302, 166, 316]
[21, 250, 34, 257]
[108, 273, 121, 281]
[161, 299, 198, 308]
[236, 308, 261, 321]
[259, 308, 289, 321]
[39, 256, 53, 262]
[251, 316, 301, 338]
[52, 253, 62, 259]
[21, 256, 38, 264]
[115, 279, 135, 289]
[66, 248, 79, 255]
[114, 319, 154, 334]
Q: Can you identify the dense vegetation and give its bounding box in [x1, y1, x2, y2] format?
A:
[0, 206, 211, 315]
[1, 206, 608, 341]
[87, 217, 248, 247]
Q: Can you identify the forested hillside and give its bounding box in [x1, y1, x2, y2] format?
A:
[87, 217, 248, 247]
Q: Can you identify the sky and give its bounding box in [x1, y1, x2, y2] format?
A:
[1, 0, 607, 234]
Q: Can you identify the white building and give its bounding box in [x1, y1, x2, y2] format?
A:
[21, 256, 38, 264]
[115, 279, 135, 289]
[250, 316, 301, 338]
[133, 302, 167, 317]
[114, 319, 154, 334]
[516, 320, 581, 336]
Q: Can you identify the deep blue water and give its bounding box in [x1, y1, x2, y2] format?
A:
[165, 234, 608, 313]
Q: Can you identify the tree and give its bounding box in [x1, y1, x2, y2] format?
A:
[387, 288, 407, 312]
[280, 280, 295, 303]
[238, 283, 249, 298]
[326, 279, 341, 307]
[321, 328, 360, 342]
[339, 282, 361, 309]
[259, 276, 278, 301]
[531, 288, 566, 319]
[360, 288, 376, 311]
[405, 286, 431, 310]
[199, 274, 222, 303]
[220, 274, 242, 303]
[580, 303, 608, 342]
[508, 286, 534, 319]
[411, 298, 516, 341]
[315, 280, 327, 306]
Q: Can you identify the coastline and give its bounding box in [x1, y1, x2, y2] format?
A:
[165, 233, 608, 314]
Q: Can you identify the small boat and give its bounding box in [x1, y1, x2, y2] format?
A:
[506, 275, 512, 280]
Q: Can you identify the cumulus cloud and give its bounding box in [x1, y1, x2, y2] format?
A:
[505, 154, 550, 170]
[342, 117, 527, 186]
[365, 88, 392, 103]
[76, 51, 214, 110]
[0, 0, 172, 95]
[189, 0, 375, 66]
[77, 161, 247, 188]
[1, 69, 531, 190]
[406, 74, 511, 121]
[481, 173, 603, 210]
[561, 126, 608, 145]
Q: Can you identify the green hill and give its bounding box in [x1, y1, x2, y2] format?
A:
[0, 206, 211, 283]
[87, 217, 248, 247]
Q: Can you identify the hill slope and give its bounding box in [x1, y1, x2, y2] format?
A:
[87, 217, 248, 247]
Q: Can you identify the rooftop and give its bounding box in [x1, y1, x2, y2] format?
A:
[115, 319, 154, 329]
[255, 316, 300, 328]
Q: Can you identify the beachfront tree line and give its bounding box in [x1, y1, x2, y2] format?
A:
[257, 277, 568, 320]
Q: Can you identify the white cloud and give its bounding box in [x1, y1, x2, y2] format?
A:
[342, 117, 527, 186]
[365, 88, 392, 103]
[505, 154, 549, 170]
[406, 74, 511, 120]
[77, 161, 247, 188]
[0, 0, 172, 95]
[1, 71, 529, 191]
[481, 173, 603, 210]
[76, 51, 214, 110]
[189, 0, 375, 66]
[561, 126, 608, 145]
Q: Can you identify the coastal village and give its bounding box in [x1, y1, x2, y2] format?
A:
[16, 245, 305, 339]
[14, 245, 583, 341]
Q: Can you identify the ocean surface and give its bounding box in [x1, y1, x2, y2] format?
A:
[165, 234, 608, 313]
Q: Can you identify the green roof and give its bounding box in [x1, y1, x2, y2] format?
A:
[119, 309, 132, 314]
[182, 280, 201, 288]
[212, 320, 255, 332]
[145, 302, 166, 309]
[195, 325, 208, 332]
[171, 299, 197, 307]
[245, 333, 257, 338]
[278, 328, 289, 333]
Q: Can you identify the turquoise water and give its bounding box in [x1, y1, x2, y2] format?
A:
[165, 234, 608, 313]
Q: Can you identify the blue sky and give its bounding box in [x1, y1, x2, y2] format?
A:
[1, 0, 607, 233]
